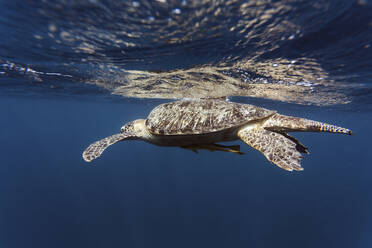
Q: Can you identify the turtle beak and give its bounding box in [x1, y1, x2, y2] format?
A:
[120, 126, 126, 133]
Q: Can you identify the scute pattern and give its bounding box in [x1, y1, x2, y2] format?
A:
[146, 99, 275, 135]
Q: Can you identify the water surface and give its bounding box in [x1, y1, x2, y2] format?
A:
[1, 0, 372, 247]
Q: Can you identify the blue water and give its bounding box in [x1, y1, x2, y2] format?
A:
[1, 1, 372, 247]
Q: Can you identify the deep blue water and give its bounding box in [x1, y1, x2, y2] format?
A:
[1, 1, 372, 248]
[1, 96, 371, 248]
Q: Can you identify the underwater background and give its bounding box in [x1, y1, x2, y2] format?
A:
[1, 0, 372, 247]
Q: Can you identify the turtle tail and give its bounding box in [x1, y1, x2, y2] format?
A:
[264, 114, 353, 135]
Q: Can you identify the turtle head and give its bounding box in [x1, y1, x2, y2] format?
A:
[82, 120, 146, 163]
[121, 119, 148, 138]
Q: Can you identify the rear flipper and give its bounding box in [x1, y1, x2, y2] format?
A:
[279, 132, 309, 154]
[181, 143, 244, 155]
[238, 128, 305, 171]
[264, 114, 353, 135]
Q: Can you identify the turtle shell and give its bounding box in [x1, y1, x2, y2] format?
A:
[145, 99, 276, 135]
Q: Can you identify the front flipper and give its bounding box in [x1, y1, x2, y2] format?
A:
[238, 129, 304, 171]
[83, 133, 131, 162]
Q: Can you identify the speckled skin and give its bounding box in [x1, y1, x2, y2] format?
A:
[82, 132, 137, 162]
[262, 113, 352, 135]
[238, 129, 305, 171]
[82, 99, 352, 171]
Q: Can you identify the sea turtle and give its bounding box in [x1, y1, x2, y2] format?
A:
[82, 99, 352, 171]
